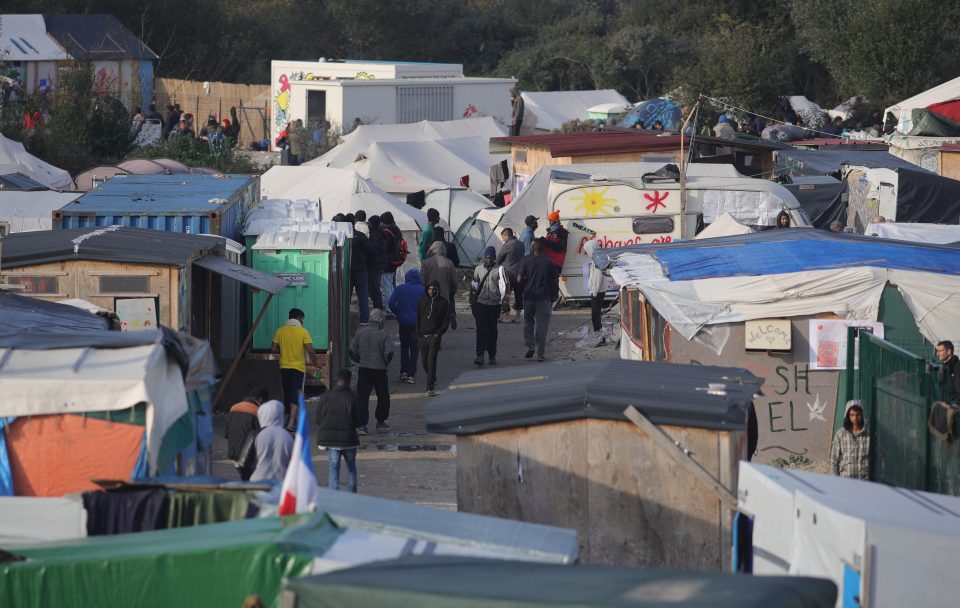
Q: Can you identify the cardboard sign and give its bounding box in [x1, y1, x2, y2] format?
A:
[115, 298, 158, 332]
[276, 272, 308, 287]
[808, 319, 884, 370]
[745, 319, 792, 351]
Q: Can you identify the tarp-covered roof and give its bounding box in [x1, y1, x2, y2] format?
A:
[0, 292, 110, 334]
[0, 133, 73, 190]
[286, 555, 838, 608]
[775, 149, 924, 176]
[43, 14, 158, 60]
[781, 176, 846, 229]
[521, 89, 630, 131]
[426, 359, 761, 435]
[0, 226, 225, 269]
[0, 190, 82, 233]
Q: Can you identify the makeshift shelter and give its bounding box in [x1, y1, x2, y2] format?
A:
[426, 359, 760, 570]
[773, 149, 919, 178]
[311, 117, 506, 169]
[0, 15, 71, 93]
[781, 176, 847, 230]
[0, 291, 111, 333]
[520, 89, 630, 132]
[595, 229, 960, 463]
[0, 190, 82, 234]
[621, 97, 681, 129]
[287, 555, 837, 608]
[0, 133, 72, 190]
[884, 75, 960, 134]
[738, 463, 960, 608]
[844, 165, 960, 228]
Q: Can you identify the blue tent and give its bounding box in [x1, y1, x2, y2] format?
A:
[621, 98, 681, 130]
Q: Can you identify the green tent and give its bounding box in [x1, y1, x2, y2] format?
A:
[907, 108, 960, 137]
[2, 514, 341, 608]
[285, 556, 837, 608]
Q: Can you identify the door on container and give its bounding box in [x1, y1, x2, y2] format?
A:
[307, 91, 326, 138]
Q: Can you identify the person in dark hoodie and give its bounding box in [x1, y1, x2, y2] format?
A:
[316, 368, 364, 492]
[421, 240, 458, 329]
[348, 213, 372, 322]
[417, 281, 450, 396]
[379, 211, 403, 310]
[389, 268, 425, 384]
[367, 215, 387, 311]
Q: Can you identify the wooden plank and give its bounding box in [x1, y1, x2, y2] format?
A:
[623, 406, 737, 508]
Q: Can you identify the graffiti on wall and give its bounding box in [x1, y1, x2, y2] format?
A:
[759, 363, 830, 456]
[274, 74, 291, 128]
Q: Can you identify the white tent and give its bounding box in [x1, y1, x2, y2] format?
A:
[309, 117, 507, 169]
[0, 342, 188, 475]
[0, 134, 73, 190]
[259, 165, 425, 234]
[885, 75, 960, 133]
[350, 136, 507, 196]
[739, 462, 960, 608]
[693, 212, 754, 240]
[0, 190, 82, 233]
[521, 90, 630, 132]
[425, 188, 495, 265]
[865, 221, 960, 244]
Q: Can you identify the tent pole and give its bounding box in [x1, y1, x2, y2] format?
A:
[212, 292, 273, 408]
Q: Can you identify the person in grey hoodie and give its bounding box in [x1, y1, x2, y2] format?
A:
[349, 308, 394, 434]
[421, 239, 458, 329]
[472, 246, 510, 366]
[250, 400, 294, 482]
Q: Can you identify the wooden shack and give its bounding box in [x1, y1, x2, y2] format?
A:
[425, 359, 761, 570]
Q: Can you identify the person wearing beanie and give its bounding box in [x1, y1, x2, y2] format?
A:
[348, 308, 394, 434]
[542, 210, 569, 273]
[419, 208, 441, 261]
[471, 245, 510, 366]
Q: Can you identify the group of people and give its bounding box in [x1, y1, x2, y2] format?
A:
[160, 102, 240, 147]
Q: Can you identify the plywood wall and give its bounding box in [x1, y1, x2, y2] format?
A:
[154, 78, 272, 146]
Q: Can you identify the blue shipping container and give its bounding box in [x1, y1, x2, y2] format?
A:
[54, 174, 260, 240]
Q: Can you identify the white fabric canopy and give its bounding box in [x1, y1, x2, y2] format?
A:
[866, 222, 960, 244]
[889, 270, 960, 344]
[0, 496, 86, 547]
[0, 134, 73, 190]
[693, 212, 754, 239]
[0, 343, 188, 474]
[521, 90, 630, 131]
[0, 191, 82, 233]
[885, 75, 960, 124]
[425, 188, 494, 232]
[310, 117, 506, 169]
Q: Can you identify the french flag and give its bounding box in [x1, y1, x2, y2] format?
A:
[278, 393, 319, 516]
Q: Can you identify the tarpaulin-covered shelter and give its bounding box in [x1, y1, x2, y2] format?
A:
[285, 555, 838, 608]
[520, 89, 630, 132]
[0, 291, 111, 333]
[0, 133, 72, 190]
[738, 463, 960, 608]
[621, 97, 681, 130]
[781, 176, 846, 230]
[844, 165, 960, 228]
[427, 359, 761, 570]
[885, 74, 960, 134]
[595, 229, 960, 463]
[0, 190, 82, 234]
[773, 149, 920, 178]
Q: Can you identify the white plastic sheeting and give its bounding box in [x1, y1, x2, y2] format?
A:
[0, 343, 188, 475]
[0, 191, 82, 233]
[521, 90, 630, 131]
[865, 221, 960, 244]
[700, 189, 786, 225]
[889, 270, 960, 344]
[0, 496, 87, 547]
[693, 212, 754, 239]
[0, 134, 73, 190]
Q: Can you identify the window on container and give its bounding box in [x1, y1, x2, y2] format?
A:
[5, 275, 59, 294]
[396, 85, 454, 123]
[99, 275, 151, 293]
[632, 216, 674, 234]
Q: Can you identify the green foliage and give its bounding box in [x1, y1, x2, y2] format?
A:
[131, 137, 259, 174]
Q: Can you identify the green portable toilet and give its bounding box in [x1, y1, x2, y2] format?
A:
[251, 231, 344, 370]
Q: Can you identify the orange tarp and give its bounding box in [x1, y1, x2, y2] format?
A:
[6, 414, 142, 497]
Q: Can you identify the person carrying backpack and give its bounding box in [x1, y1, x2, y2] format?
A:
[379, 211, 407, 310]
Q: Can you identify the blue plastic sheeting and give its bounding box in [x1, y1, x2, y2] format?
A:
[0, 417, 16, 496]
[650, 230, 960, 280]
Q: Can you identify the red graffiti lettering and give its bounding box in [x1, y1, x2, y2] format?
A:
[644, 191, 668, 213]
[279, 74, 291, 92]
[463, 104, 478, 118]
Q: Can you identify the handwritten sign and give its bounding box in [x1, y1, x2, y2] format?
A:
[808, 319, 884, 370]
[276, 273, 308, 287]
[745, 319, 791, 351]
[115, 298, 157, 332]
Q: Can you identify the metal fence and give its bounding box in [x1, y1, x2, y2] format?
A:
[844, 327, 960, 495]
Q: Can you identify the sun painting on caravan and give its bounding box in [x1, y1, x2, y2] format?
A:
[569, 187, 617, 217]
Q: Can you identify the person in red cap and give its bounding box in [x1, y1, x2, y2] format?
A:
[543, 210, 569, 273]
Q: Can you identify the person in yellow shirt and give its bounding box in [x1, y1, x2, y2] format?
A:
[271, 308, 320, 430]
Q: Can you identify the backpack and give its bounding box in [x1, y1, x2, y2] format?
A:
[383, 225, 408, 267]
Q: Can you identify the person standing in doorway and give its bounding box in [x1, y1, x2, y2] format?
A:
[830, 400, 870, 480]
[417, 281, 450, 396]
[271, 308, 320, 430]
[936, 340, 960, 403]
[497, 227, 525, 322]
[316, 368, 363, 493]
[516, 240, 559, 362]
[349, 309, 394, 434]
[509, 86, 525, 136]
[519, 215, 538, 256]
[419, 208, 440, 261]
[389, 268, 425, 384]
[472, 246, 509, 366]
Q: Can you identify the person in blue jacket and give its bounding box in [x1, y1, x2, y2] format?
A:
[389, 268, 425, 384]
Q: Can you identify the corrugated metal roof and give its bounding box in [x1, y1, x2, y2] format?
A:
[425, 359, 761, 435]
[253, 231, 338, 251]
[68, 174, 254, 212]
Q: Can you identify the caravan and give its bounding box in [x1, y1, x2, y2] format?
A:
[545, 168, 811, 298]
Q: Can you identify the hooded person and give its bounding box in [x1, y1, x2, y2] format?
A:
[417, 280, 450, 396]
[713, 114, 736, 139]
[250, 400, 294, 482]
[349, 308, 394, 434]
[776, 209, 791, 229]
[472, 245, 509, 366]
[421, 239, 458, 328]
[830, 400, 870, 480]
[389, 268, 425, 383]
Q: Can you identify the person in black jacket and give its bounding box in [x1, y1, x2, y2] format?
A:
[433, 225, 460, 267]
[417, 281, 450, 396]
[316, 368, 364, 492]
[936, 341, 960, 404]
[347, 213, 372, 322]
[367, 216, 387, 310]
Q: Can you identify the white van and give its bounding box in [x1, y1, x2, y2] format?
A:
[545, 168, 811, 299]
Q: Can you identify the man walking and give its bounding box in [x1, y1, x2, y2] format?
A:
[271, 308, 320, 430]
[418, 208, 441, 262]
[497, 227, 525, 322]
[473, 246, 509, 366]
[379, 211, 405, 310]
[519, 215, 538, 255]
[936, 340, 960, 403]
[366, 215, 387, 311]
[316, 368, 363, 493]
[389, 268, 425, 384]
[349, 309, 394, 434]
[516, 240, 559, 362]
[417, 281, 450, 396]
[421, 240, 458, 329]
[348, 213, 372, 322]
[543, 211, 569, 273]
